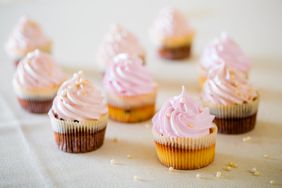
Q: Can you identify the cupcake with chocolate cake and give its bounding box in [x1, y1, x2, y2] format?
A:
[49, 71, 108, 153]
[150, 7, 194, 60]
[5, 16, 52, 66]
[152, 86, 217, 170]
[13, 50, 65, 113]
[202, 62, 259, 134]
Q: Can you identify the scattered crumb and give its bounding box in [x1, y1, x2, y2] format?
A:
[253, 171, 260, 176]
[228, 162, 238, 168]
[196, 174, 201, 178]
[242, 136, 251, 142]
[216, 171, 222, 178]
[223, 166, 232, 171]
[112, 138, 118, 143]
[127, 154, 132, 159]
[249, 167, 257, 173]
[168, 167, 174, 171]
[133, 175, 141, 181]
[110, 159, 116, 165]
[145, 124, 151, 128]
[269, 180, 275, 185]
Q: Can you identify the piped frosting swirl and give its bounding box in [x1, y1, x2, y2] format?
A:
[200, 33, 251, 76]
[202, 62, 257, 105]
[51, 71, 108, 121]
[152, 86, 214, 138]
[6, 16, 52, 57]
[103, 53, 157, 96]
[97, 24, 144, 70]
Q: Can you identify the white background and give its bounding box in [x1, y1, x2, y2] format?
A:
[0, 0, 282, 187]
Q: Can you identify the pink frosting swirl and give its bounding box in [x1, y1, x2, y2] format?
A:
[200, 33, 251, 76]
[152, 86, 214, 138]
[151, 7, 193, 41]
[6, 16, 52, 57]
[202, 62, 257, 105]
[13, 50, 65, 90]
[97, 24, 144, 70]
[51, 71, 108, 121]
[103, 53, 157, 96]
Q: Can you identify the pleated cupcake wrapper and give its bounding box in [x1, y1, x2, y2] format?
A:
[49, 113, 108, 153]
[207, 96, 260, 118]
[49, 113, 108, 134]
[152, 126, 217, 170]
[152, 125, 217, 150]
[17, 97, 54, 114]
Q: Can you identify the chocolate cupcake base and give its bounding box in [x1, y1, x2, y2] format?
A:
[214, 113, 257, 134]
[54, 127, 106, 153]
[17, 97, 53, 114]
[158, 44, 191, 60]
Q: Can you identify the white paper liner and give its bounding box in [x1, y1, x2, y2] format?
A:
[206, 96, 259, 118]
[152, 125, 217, 150]
[49, 111, 108, 134]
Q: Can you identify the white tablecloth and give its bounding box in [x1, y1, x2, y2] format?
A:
[0, 0, 282, 187]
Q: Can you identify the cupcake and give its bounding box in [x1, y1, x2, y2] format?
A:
[49, 71, 108, 153]
[5, 16, 52, 66]
[199, 33, 251, 87]
[152, 86, 217, 170]
[150, 7, 194, 60]
[103, 53, 157, 123]
[202, 62, 259, 134]
[13, 50, 65, 113]
[97, 24, 145, 72]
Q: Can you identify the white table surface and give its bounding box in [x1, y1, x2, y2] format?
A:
[0, 0, 282, 187]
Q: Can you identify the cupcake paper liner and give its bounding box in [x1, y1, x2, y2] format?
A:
[17, 97, 54, 114]
[152, 126, 217, 170]
[108, 104, 155, 123]
[49, 112, 108, 153]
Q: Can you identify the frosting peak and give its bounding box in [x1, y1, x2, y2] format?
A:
[6, 16, 52, 57]
[202, 62, 257, 105]
[97, 24, 144, 70]
[51, 71, 108, 121]
[200, 33, 251, 75]
[104, 53, 157, 96]
[152, 86, 214, 137]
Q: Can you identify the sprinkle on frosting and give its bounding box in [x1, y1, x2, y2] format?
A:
[97, 24, 144, 69]
[152, 86, 214, 137]
[200, 33, 251, 76]
[13, 49, 65, 90]
[6, 16, 52, 57]
[202, 62, 257, 105]
[103, 53, 157, 96]
[150, 7, 194, 47]
[51, 71, 108, 121]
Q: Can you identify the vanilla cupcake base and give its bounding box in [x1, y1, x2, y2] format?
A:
[152, 126, 217, 170]
[49, 112, 107, 153]
[158, 44, 191, 60]
[108, 104, 155, 123]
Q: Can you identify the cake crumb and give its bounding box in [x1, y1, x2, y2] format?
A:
[253, 171, 260, 176]
[216, 171, 222, 178]
[127, 154, 132, 159]
[228, 162, 238, 168]
[223, 166, 232, 171]
[249, 167, 257, 173]
[145, 123, 151, 128]
[269, 180, 275, 185]
[112, 138, 118, 143]
[110, 159, 116, 165]
[133, 175, 141, 181]
[242, 136, 251, 142]
[196, 174, 201, 178]
[168, 167, 174, 171]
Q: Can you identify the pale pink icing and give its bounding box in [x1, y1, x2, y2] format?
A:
[202, 62, 257, 105]
[151, 7, 193, 39]
[152, 86, 214, 138]
[97, 24, 144, 70]
[200, 33, 251, 76]
[6, 16, 51, 57]
[13, 50, 65, 90]
[103, 53, 157, 96]
[51, 71, 108, 121]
